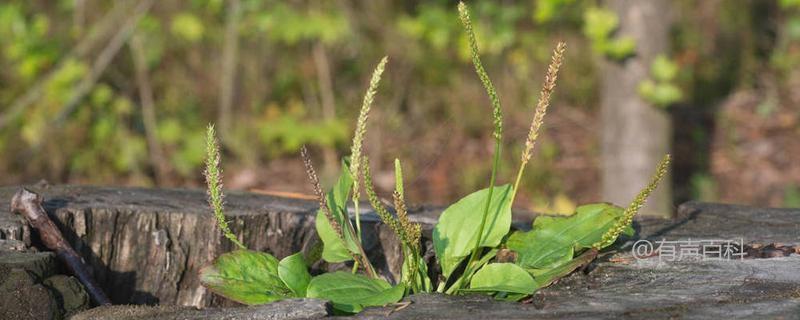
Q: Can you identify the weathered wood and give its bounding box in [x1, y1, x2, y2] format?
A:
[2, 185, 799, 319]
[0, 185, 419, 307]
[0, 185, 323, 307]
[12, 188, 111, 305]
[356, 201, 800, 319]
[70, 298, 330, 320]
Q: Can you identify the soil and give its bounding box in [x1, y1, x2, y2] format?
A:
[711, 90, 800, 206]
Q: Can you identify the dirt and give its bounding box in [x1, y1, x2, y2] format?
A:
[711, 90, 800, 207]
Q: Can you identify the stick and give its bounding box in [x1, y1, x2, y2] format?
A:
[0, 0, 138, 130]
[54, 0, 155, 124]
[217, 0, 242, 140]
[130, 31, 168, 184]
[11, 188, 112, 306]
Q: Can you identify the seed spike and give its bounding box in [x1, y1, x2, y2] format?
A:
[458, 2, 502, 140]
[204, 124, 246, 250]
[350, 56, 389, 198]
[593, 154, 671, 249]
[301, 146, 344, 241]
[522, 42, 565, 164]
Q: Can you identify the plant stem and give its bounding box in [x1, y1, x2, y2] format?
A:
[457, 2, 504, 289]
[445, 248, 497, 294]
[510, 160, 526, 205]
[354, 199, 362, 242]
[344, 205, 376, 278]
[467, 142, 501, 267]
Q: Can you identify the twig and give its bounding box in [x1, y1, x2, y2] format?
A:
[312, 42, 339, 175]
[129, 31, 168, 184]
[11, 188, 112, 306]
[217, 0, 242, 141]
[0, 0, 138, 130]
[54, 0, 155, 124]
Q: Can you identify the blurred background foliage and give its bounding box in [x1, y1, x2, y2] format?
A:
[2, 0, 800, 213]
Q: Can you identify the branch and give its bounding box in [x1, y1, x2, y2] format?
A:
[0, 0, 141, 130]
[217, 0, 242, 141]
[54, 0, 156, 124]
[11, 188, 112, 306]
[130, 31, 169, 185]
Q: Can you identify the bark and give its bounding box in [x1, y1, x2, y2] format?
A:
[0, 186, 325, 307]
[2, 185, 798, 317]
[11, 188, 111, 306]
[600, 0, 673, 217]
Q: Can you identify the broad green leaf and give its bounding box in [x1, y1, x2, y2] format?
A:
[433, 184, 513, 279]
[200, 250, 291, 305]
[278, 253, 311, 297]
[531, 248, 598, 288]
[316, 159, 360, 262]
[507, 203, 624, 269]
[306, 272, 405, 313]
[467, 263, 537, 295]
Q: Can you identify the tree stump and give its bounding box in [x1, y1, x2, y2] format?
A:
[0, 185, 434, 307]
[0, 185, 798, 319]
[0, 185, 328, 307]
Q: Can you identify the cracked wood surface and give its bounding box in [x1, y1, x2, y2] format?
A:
[0, 185, 798, 318]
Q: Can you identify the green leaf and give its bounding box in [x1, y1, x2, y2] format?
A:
[316, 159, 360, 262]
[170, 13, 205, 42]
[306, 272, 405, 313]
[639, 80, 682, 108]
[433, 184, 513, 279]
[507, 203, 624, 269]
[467, 263, 537, 295]
[278, 253, 311, 297]
[200, 250, 291, 305]
[583, 7, 618, 40]
[651, 55, 678, 82]
[531, 247, 598, 288]
[603, 36, 637, 60]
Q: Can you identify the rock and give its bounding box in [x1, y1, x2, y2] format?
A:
[0, 207, 27, 243]
[0, 268, 59, 320]
[44, 275, 91, 317]
[70, 298, 330, 320]
[0, 238, 27, 251]
[0, 251, 58, 280]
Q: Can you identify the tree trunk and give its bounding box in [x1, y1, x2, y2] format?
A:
[601, 0, 673, 217]
[217, 0, 242, 141]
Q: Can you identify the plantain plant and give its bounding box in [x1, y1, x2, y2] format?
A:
[199, 1, 671, 314]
